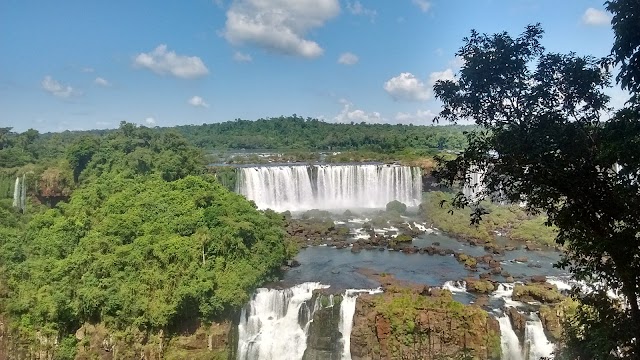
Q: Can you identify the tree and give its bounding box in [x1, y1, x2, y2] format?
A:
[433, 24, 640, 357]
[606, 0, 640, 104]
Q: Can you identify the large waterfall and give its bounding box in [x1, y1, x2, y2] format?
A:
[498, 313, 523, 360]
[236, 164, 422, 211]
[524, 313, 555, 359]
[237, 282, 328, 359]
[236, 283, 381, 360]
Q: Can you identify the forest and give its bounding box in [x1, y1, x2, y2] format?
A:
[0, 124, 297, 357]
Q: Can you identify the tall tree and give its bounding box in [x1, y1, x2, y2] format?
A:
[606, 0, 640, 104]
[433, 24, 640, 358]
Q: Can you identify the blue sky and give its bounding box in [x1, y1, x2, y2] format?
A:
[0, 0, 621, 132]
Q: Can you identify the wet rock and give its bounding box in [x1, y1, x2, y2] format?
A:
[506, 307, 527, 341]
[512, 282, 564, 304]
[432, 242, 441, 246]
[530, 275, 547, 283]
[465, 278, 495, 294]
[514, 256, 529, 263]
[286, 259, 301, 268]
[351, 245, 362, 254]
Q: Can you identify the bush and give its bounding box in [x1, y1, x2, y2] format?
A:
[386, 200, 407, 214]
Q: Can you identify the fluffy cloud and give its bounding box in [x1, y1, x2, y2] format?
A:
[133, 45, 209, 79]
[384, 72, 430, 101]
[41, 76, 75, 98]
[223, 0, 340, 58]
[347, 1, 376, 21]
[334, 99, 383, 123]
[338, 52, 359, 65]
[94, 77, 111, 87]
[582, 8, 610, 26]
[145, 117, 156, 125]
[384, 69, 456, 102]
[429, 68, 455, 84]
[394, 109, 436, 124]
[188, 96, 210, 108]
[233, 51, 253, 62]
[412, 0, 431, 12]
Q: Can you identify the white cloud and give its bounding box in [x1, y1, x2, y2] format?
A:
[347, 1, 376, 21]
[384, 69, 456, 102]
[412, 0, 431, 12]
[384, 72, 430, 101]
[394, 109, 436, 124]
[429, 68, 455, 85]
[41, 76, 76, 98]
[188, 95, 210, 108]
[338, 52, 359, 65]
[145, 117, 156, 125]
[334, 99, 383, 123]
[223, 0, 340, 58]
[94, 77, 111, 87]
[133, 44, 209, 79]
[582, 8, 610, 26]
[233, 51, 253, 62]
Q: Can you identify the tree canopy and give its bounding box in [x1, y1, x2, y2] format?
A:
[433, 21, 640, 358]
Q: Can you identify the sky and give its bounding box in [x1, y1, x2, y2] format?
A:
[0, 0, 624, 133]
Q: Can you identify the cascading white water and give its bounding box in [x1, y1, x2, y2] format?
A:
[237, 284, 383, 360]
[236, 164, 422, 211]
[524, 313, 555, 359]
[463, 169, 484, 200]
[443, 280, 467, 293]
[237, 282, 329, 360]
[338, 288, 383, 360]
[12, 176, 20, 208]
[498, 313, 523, 360]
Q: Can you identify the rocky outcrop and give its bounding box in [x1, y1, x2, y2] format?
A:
[350, 287, 501, 360]
[303, 294, 343, 360]
[512, 282, 563, 304]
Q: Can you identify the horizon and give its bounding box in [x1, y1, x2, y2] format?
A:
[1, 0, 626, 133]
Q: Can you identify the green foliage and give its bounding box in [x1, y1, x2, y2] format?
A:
[433, 22, 640, 356]
[385, 200, 407, 215]
[53, 336, 78, 360]
[606, 0, 640, 103]
[423, 191, 557, 246]
[0, 122, 292, 358]
[171, 115, 470, 152]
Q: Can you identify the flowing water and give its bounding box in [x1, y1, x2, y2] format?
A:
[234, 164, 560, 359]
[12, 177, 20, 208]
[237, 282, 329, 360]
[236, 164, 422, 211]
[498, 313, 524, 360]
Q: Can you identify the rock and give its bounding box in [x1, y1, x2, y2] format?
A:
[432, 242, 441, 246]
[505, 276, 515, 282]
[514, 257, 529, 263]
[506, 307, 527, 341]
[530, 275, 547, 283]
[350, 289, 501, 360]
[465, 278, 495, 294]
[351, 245, 362, 254]
[512, 282, 564, 304]
[489, 267, 502, 275]
[286, 259, 301, 267]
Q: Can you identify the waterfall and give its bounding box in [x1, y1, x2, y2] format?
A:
[338, 288, 383, 360]
[237, 284, 382, 360]
[463, 169, 484, 200]
[12, 176, 20, 207]
[237, 282, 329, 360]
[442, 280, 467, 293]
[20, 174, 26, 211]
[236, 164, 422, 211]
[524, 313, 554, 359]
[498, 313, 523, 360]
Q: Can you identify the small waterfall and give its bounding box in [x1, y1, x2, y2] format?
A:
[236, 164, 422, 211]
[338, 288, 383, 360]
[463, 169, 484, 200]
[237, 282, 329, 360]
[524, 313, 554, 359]
[442, 280, 467, 293]
[12, 176, 20, 207]
[498, 313, 523, 360]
